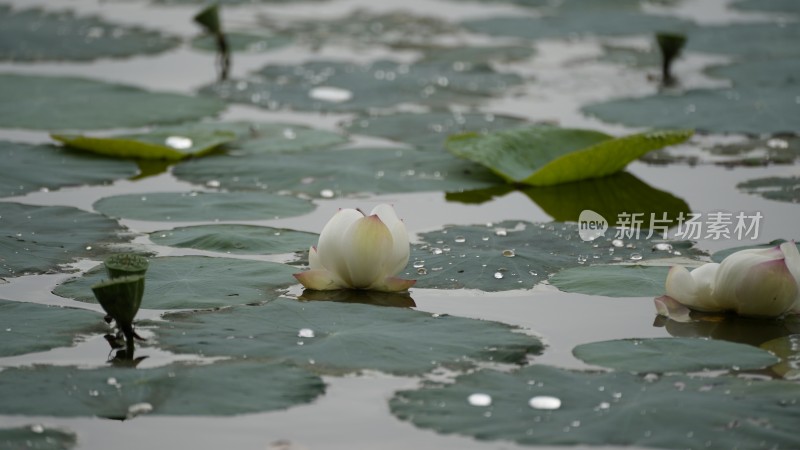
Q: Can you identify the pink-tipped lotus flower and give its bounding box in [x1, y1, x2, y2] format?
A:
[293, 204, 416, 293]
[659, 241, 800, 318]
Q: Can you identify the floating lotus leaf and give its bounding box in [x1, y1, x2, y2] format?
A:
[390, 364, 800, 449]
[446, 126, 693, 186]
[585, 55, 800, 135]
[737, 176, 800, 203]
[0, 74, 225, 130]
[51, 129, 237, 160]
[93, 191, 314, 221]
[150, 224, 317, 255]
[550, 265, 670, 297]
[0, 299, 106, 357]
[160, 121, 347, 154]
[689, 23, 800, 60]
[155, 298, 544, 375]
[173, 147, 499, 198]
[0, 426, 76, 450]
[0, 5, 178, 62]
[421, 46, 536, 64]
[0, 202, 126, 277]
[407, 220, 700, 291]
[342, 112, 528, 149]
[201, 60, 522, 112]
[572, 337, 778, 373]
[0, 361, 324, 418]
[260, 10, 459, 50]
[54, 256, 296, 310]
[707, 136, 800, 166]
[463, 11, 690, 40]
[0, 141, 138, 197]
[731, 0, 800, 13]
[585, 86, 797, 135]
[192, 31, 292, 53]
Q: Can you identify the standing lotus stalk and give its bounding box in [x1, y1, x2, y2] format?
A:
[294, 204, 416, 292]
[657, 241, 800, 318]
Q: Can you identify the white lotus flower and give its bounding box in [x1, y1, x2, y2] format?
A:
[293, 204, 415, 292]
[661, 242, 800, 318]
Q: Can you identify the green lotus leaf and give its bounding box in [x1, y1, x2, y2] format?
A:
[0, 202, 126, 278]
[584, 58, 800, 135]
[390, 364, 800, 449]
[731, 0, 800, 13]
[0, 361, 324, 418]
[446, 126, 693, 186]
[51, 129, 236, 161]
[407, 220, 701, 291]
[150, 224, 317, 255]
[0, 141, 138, 197]
[550, 265, 670, 297]
[689, 23, 800, 60]
[54, 256, 296, 310]
[342, 112, 528, 149]
[0, 426, 76, 450]
[161, 121, 347, 154]
[422, 46, 535, 64]
[0, 299, 106, 357]
[260, 10, 459, 50]
[93, 191, 314, 221]
[0, 74, 225, 130]
[738, 176, 800, 203]
[201, 60, 522, 112]
[0, 5, 178, 62]
[155, 298, 544, 375]
[463, 10, 690, 40]
[173, 147, 499, 198]
[573, 337, 778, 373]
[192, 31, 292, 53]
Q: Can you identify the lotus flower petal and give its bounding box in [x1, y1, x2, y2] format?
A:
[294, 204, 414, 292]
[316, 208, 363, 286]
[371, 204, 410, 276]
[370, 276, 417, 293]
[660, 241, 800, 318]
[293, 270, 341, 291]
[665, 263, 719, 312]
[730, 257, 797, 318]
[341, 214, 394, 288]
[654, 295, 691, 322]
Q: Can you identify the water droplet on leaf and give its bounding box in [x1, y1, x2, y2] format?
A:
[529, 396, 561, 410]
[298, 328, 315, 338]
[467, 393, 492, 407]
